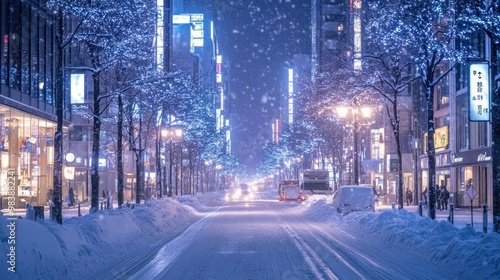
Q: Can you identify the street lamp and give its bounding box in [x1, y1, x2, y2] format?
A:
[336, 100, 372, 185]
[162, 127, 183, 196]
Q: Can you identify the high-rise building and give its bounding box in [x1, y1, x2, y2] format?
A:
[311, 0, 351, 79]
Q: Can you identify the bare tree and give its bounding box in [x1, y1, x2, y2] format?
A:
[370, 0, 472, 218]
[363, 10, 420, 208]
[50, 0, 155, 212]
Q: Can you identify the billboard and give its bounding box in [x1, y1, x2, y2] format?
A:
[70, 74, 85, 104]
[469, 62, 490, 122]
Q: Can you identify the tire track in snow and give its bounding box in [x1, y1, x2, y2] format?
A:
[280, 221, 339, 280]
[303, 219, 439, 279]
[90, 207, 221, 280]
[129, 209, 220, 279]
[272, 206, 340, 280]
[282, 206, 444, 280]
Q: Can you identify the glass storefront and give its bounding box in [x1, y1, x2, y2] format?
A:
[0, 106, 55, 208]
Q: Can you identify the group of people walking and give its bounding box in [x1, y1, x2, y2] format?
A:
[436, 185, 450, 210]
[419, 185, 450, 210]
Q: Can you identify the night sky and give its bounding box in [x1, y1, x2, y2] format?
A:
[215, 0, 311, 175]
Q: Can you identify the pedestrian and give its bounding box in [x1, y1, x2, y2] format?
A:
[435, 184, 442, 210]
[466, 178, 473, 189]
[421, 187, 428, 205]
[69, 187, 75, 207]
[440, 186, 450, 210]
[405, 187, 413, 206]
[46, 187, 53, 204]
[66, 193, 71, 207]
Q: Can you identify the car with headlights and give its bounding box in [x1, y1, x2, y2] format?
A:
[239, 183, 254, 201]
[332, 185, 375, 214]
[225, 184, 254, 201]
[225, 188, 238, 201]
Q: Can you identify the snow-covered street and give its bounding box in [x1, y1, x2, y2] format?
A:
[98, 197, 448, 279]
[1, 191, 499, 279]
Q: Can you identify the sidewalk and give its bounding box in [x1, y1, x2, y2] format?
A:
[377, 204, 495, 233]
[0, 199, 117, 220]
[2, 200, 496, 233]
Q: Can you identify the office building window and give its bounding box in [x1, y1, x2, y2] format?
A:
[1, 0, 55, 104]
[0, 0, 8, 85]
[456, 95, 469, 150]
[10, 1, 22, 91]
[69, 126, 85, 141]
[45, 22, 54, 105]
[470, 121, 487, 149]
[436, 70, 449, 110]
[325, 14, 345, 22]
[323, 0, 345, 5]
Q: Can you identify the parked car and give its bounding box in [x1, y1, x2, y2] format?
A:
[372, 186, 381, 206]
[332, 185, 375, 214]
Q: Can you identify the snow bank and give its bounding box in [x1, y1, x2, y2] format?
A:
[0, 194, 223, 280]
[301, 196, 500, 279]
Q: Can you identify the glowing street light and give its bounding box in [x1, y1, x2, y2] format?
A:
[336, 99, 372, 185]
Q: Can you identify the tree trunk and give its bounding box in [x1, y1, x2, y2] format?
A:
[354, 114, 359, 185]
[90, 72, 101, 212]
[52, 7, 64, 224]
[169, 140, 173, 196]
[155, 128, 162, 198]
[491, 38, 500, 232]
[393, 97, 404, 209]
[117, 94, 124, 206]
[175, 145, 179, 195]
[188, 147, 194, 194]
[135, 151, 143, 203]
[426, 84, 437, 219]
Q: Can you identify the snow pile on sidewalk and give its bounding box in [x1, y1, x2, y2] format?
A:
[0, 193, 224, 280]
[300, 195, 500, 279]
[178, 192, 225, 213]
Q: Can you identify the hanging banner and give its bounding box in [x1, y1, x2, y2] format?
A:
[468, 62, 490, 122]
[64, 167, 75, 180]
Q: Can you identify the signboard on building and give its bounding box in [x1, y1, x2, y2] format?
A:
[434, 126, 448, 150]
[370, 128, 384, 160]
[173, 13, 204, 52]
[423, 126, 449, 152]
[468, 61, 490, 122]
[173, 14, 190, 24]
[70, 74, 85, 104]
[450, 147, 492, 166]
[64, 167, 75, 180]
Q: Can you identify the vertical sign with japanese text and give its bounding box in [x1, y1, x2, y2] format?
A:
[469, 62, 490, 122]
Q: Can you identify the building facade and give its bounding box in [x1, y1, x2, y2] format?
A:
[0, 0, 71, 208]
[447, 33, 498, 209]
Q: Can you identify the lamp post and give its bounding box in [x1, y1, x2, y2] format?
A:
[336, 99, 372, 185]
[162, 127, 182, 196]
